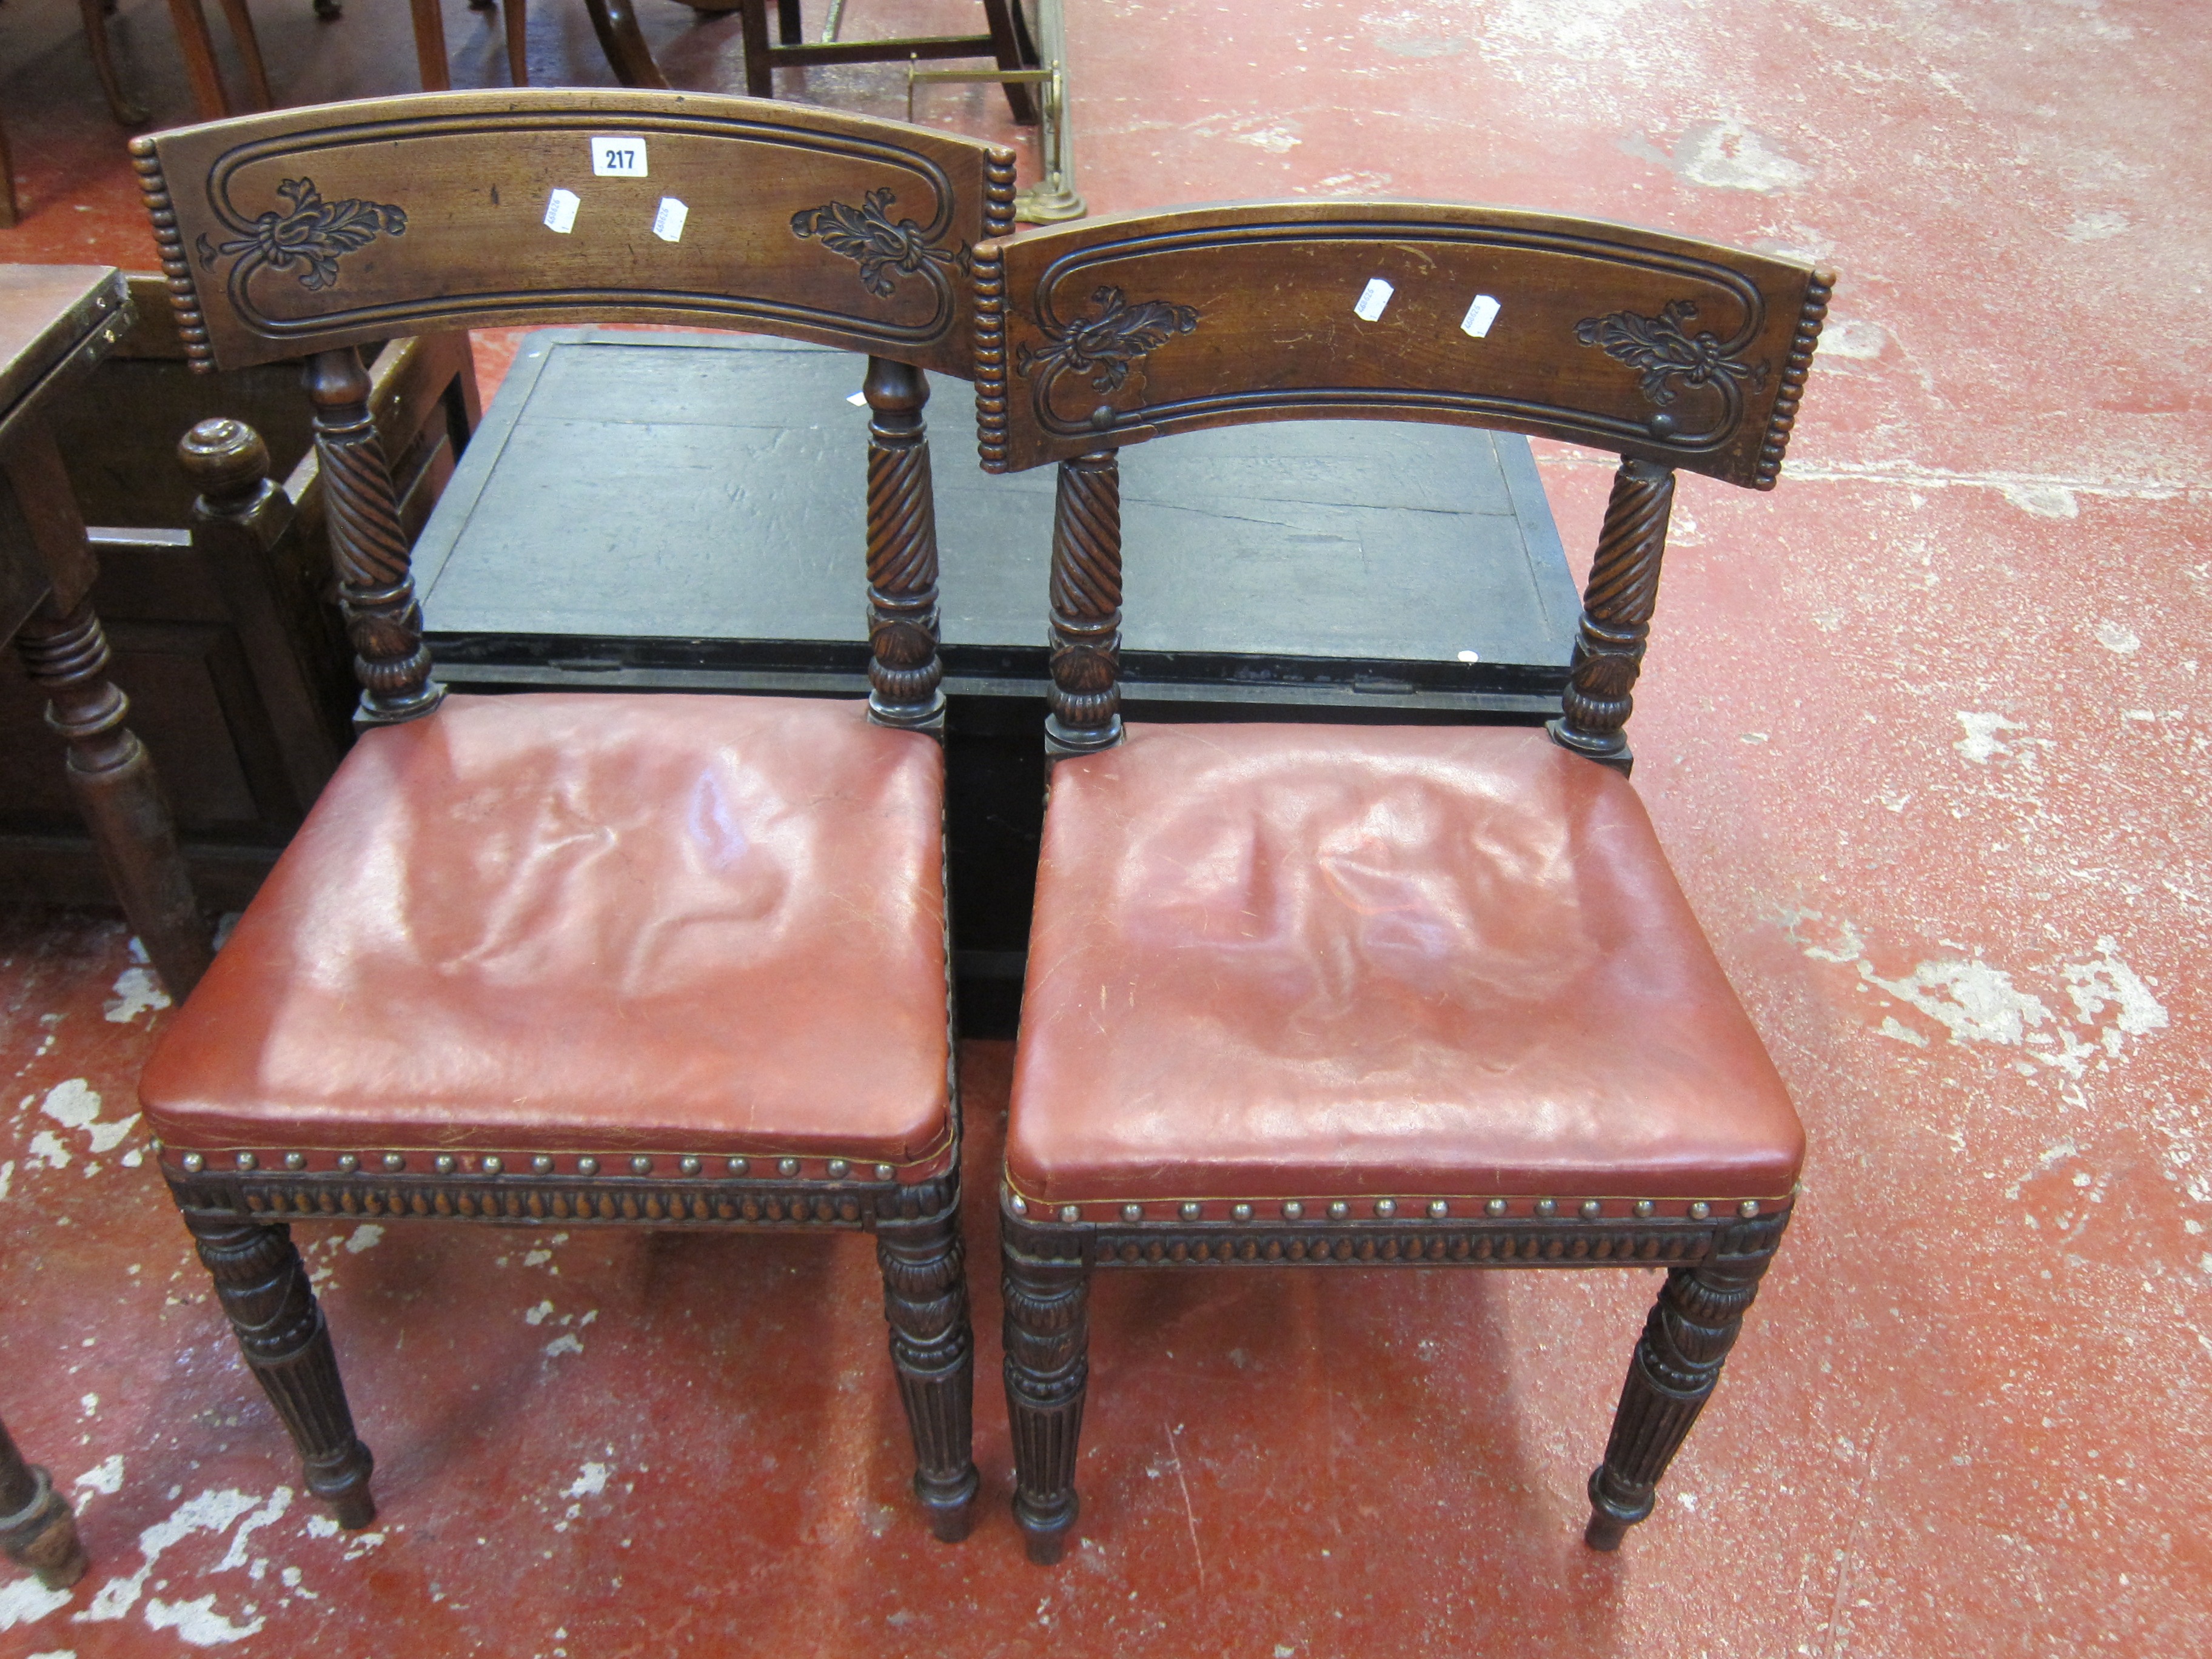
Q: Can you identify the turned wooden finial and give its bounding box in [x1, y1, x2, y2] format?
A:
[178, 417, 272, 515]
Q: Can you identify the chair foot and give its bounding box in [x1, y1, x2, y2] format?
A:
[0, 1464, 89, 1589]
[917, 1466, 980, 1543]
[1016, 1490, 1077, 1564]
[1581, 1465, 1648, 1552]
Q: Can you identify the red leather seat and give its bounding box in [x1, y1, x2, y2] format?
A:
[141, 692, 953, 1182]
[1007, 722, 1801, 1217]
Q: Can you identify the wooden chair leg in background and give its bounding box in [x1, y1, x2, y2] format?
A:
[409, 0, 449, 89]
[163, 0, 230, 117]
[583, 0, 670, 90]
[1001, 1236, 1090, 1564]
[0, 110, 17, 229]
[1584, 1227, 1785, 1550]
[80, 0, 149, 125]
[213, 0, 271, 109]
[877, 1180, 980, 1541]
[0, 1416, 87, 1590]
[184, 1214, 377, 1529]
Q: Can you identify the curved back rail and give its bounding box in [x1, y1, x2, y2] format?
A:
[973, 202, 1832, 766]
[133, 90, 1018, 731]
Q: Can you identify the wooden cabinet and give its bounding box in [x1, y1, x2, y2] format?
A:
[0, 276, 478, 910]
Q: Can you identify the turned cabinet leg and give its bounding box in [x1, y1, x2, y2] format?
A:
[0, 1416, 87, 1590]
[876, 1190, 979, 1541]
[1585, 1248, 1777, 1550]
[185, 1213, 376, 1528]
[1001, 1241, 1089, 1564]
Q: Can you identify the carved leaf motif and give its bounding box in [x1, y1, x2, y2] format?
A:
[1016, 286, 1200, 395]
[197, 177, 407, 292]
[1575, 298, 1766, 407]
[789, 187, 968, 299]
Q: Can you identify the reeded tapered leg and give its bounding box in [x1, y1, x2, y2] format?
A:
[877, 1190, 979, 1542]
[1585, 1249, 1776, 1549]
[0, 1416, 87, 1589]
[1002, 1242, 1089, 1564]
[185, 1213, 375, 1527]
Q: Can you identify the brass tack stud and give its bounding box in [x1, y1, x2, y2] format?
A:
[337, 1153, 359, 1173]
[236, 1152, 257, 1171]
[777, 1158, 800, 1177]
[1059, 1205, 1081, 1224]
[181, 1152, 205, 1174]
[435, 1155, 457, 1175]
[1122, 1204, 1143, 1221]
[1010, 1195, 1028, 1215]
[1634, 1199, 1654, 1218]
[1375, 1199, 1396, 1218]
[149, 1138, 164, 1153]
[578, 1156, 599, 1176]
[1180, 1202, 1201, 1220]
[631, 1156, 653, 1175]
[1689, 1201, 1711, 1220]
[1535, 1198, 1557, 1217]
[1232, 1203, 1253, 1222]
[874, 1164, 894, 1181]
[1328, 1200, 1349, 1219]
[1739, 1199, 1760, 1219]
[680, 1156, 702, 1176]
[1581, 1199, 1602, 1219]
[284, 1151, 306, 1171]
[1282, 1201, 1303, 1219]
[382, 1153, 405, 1172]
[1485, 1198, 1506, 1216]
[828, 1159, 850, 1179]
[483, 1156, 504, 1175]
[1429, 1200, 1448, 1219]
[727, 1157, 749, 1176]
[532, 1155, 555, 1175]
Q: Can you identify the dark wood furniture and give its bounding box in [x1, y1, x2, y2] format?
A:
[411, 327, 1579, 1034]
[976, 202, 1832, 1561]
[132, 87, 1015, 1539]
[1, 263, 210, 999]
[0, 0, 148, 227]
[0, 274, 479, 913]
[0, 1413, 86, 1591]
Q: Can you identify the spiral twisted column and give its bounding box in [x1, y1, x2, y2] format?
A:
[186, 1213, 376, 1527]
[1549, 457, 1677, 775]
[862, 357, 946, 730]
[1045, 450, 1122, 756]
[304, 347, 441, 725]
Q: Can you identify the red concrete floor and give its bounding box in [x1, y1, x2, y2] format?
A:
[2, 1, 2208, 1655]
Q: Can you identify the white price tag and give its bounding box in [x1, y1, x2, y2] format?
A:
[652, 196, 688, 243]
[1353, 278, 1394, 321]
[1460, 293, 1502, 338]
[543, 188, 580, 234]
[591, 136, 648, 177]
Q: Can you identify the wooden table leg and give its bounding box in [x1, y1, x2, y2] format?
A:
[80, 0, 150, 124]
[164, 0, 231, 119]
[409, 0, 452, 91]
[214, 0, 272, 111]
[583, 0, 671, 89]
[2, 429, 210, 1001]
[503, 0, 528, 86]
[0, 1416, 86, 1591]
[0, 112, 18, 229]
